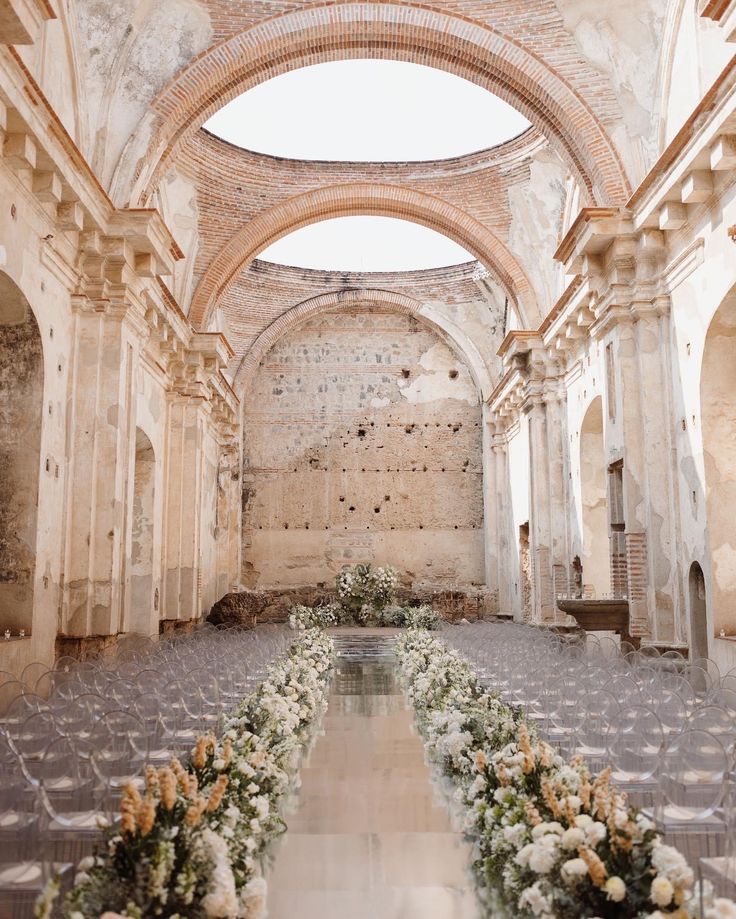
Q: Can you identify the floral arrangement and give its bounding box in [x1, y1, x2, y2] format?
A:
[378, 603, 408, 626]
[404, 604, 441, 631]
[288, 602, 341, 631]
[43, 629, 335, 919]
[335, 564, 399, 623]
[395, 630, 711, 919]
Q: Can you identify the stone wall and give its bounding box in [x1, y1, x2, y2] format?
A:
[243, 307, 485, 590]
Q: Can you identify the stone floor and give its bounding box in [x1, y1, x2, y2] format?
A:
[266, 633, 480, 919]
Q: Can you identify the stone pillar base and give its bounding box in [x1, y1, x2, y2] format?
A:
[159, 618, 201, 636]
[55, 633, 120, 661]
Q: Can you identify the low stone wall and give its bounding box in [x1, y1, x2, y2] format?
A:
[207, 586, 337, 627]
[55, 633, 121, 661]
[207, 586, 487, 627]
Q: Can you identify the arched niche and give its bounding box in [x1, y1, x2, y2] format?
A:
[0, 273, 44, 635]
[701, 283, 736, 636]
[129, 428, 157, 635]
[579, 396, 610, 598]
[688, 560, 708, 660]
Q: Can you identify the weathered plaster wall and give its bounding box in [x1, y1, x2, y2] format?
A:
[0, 285, 43, 634]
[243, 308, 485, 589]
[554, 0, 666, 179]
[0, 165, 75, 675]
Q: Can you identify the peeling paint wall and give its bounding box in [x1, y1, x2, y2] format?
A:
[75, 0, 212, 183]
[554, 0, 667, 178]
[243, 308, 484, 589]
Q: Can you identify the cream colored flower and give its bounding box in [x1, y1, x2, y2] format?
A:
[651, 876, 675, 907]
[604, 876, 626, 902]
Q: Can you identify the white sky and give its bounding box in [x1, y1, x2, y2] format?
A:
[204, 60, 530, 272]
[257, 217, 475, 272]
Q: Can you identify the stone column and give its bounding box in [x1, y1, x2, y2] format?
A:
[615, 302, 680, 640]
[544, 387, 571, 614]
[526, 394, 555, 622]
[61, 298, 144, 640]
[493, 431, 513, 614]
[481, 406, 502, 614]
[162, 396, 205, 622]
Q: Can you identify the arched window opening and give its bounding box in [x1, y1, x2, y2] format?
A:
[0, 274, 43, 636]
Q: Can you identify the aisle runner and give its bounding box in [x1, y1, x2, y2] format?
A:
[266, 631, 480, 919]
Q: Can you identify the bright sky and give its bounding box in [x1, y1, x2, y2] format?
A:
[256, 217, 475, 272]
[205, 60, 530, 271]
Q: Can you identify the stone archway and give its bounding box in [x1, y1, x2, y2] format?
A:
[579, 396, 610, 598]
[115, 3, 631, 208]
[0, 273, 43, 635]
[233, 288, 494, 401]
[189, 184, 538, 329]
[701, 283, 736, 636]
[129, 429, 156, 635]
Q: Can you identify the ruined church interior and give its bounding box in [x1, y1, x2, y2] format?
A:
[1, 0, 736, 917]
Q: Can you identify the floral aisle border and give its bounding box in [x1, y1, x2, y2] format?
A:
[40, 629, 335, 919]
[395, 630, 734, 919]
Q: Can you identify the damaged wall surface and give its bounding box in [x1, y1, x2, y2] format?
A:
[243, 308, 484, 589]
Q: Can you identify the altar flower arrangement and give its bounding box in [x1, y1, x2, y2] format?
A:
[288, 602, 341, 630]
[51, 629, 335, 919]
[405, 604, 441, 631]
[396, 630, 705, 919]
[336, 563, 399, 621]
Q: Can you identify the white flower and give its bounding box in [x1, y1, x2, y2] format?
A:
[560, 858, 588, 883]
[560, 827, 585, 850]
[519, 882, 553, 916]
[605, 876, 627, 902]
[651, 876, 675, 907]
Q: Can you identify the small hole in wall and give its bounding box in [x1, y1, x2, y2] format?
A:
[448, 369, 458, 379]
[405, 425, 413, 434]
[284, 523, 289, 529]
[687, 342, 692, 356]
[55, 464, 59, 478]
[357, 428, 366, 438]
[10, 203, 16, 219]
[305, 524, 309, 530]
[384, 495, 390, 502]
[419, 525, 424, 530]
[339, 496, 345, 502]
[401, 369, 410, 379]
[48, 403, 52, 415]
[43, 576, 49, 589]
[682, 419, 687, 431]
[374, 507, 380, 513]
[45, 458, 50, 472]
[49, 327, 53, 339]
[692, 491, 697, 507]
[348, 506, 355, 512]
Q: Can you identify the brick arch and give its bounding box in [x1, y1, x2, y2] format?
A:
[189, 183, 538, 330]
[234, 288, 494, 401]
[115, 2, 631, 207]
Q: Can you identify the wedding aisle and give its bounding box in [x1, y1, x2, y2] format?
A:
[266, 631, 480, 919]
